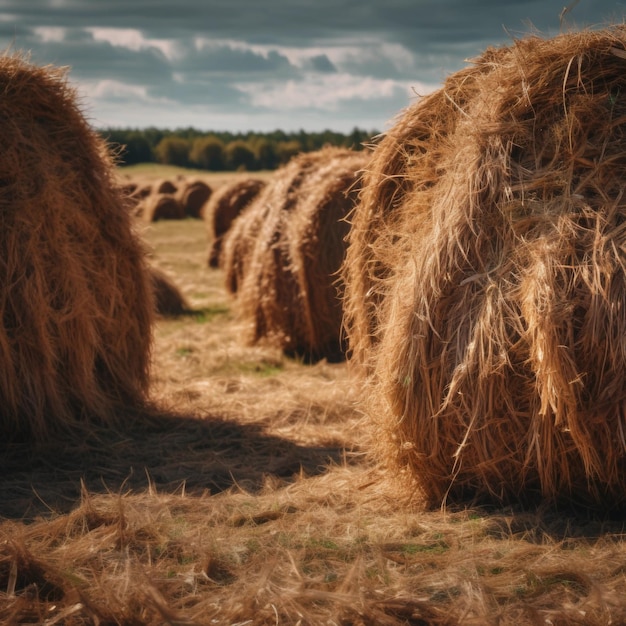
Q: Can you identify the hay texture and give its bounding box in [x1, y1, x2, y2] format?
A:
[206, 178, 267, 268]
[0, 53, 153, 441]
[344, 27, 626, 509]
[149, 267, 189, 317]
[237, 147, 367, 361]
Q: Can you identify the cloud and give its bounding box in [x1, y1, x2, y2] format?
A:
[0, 0, 624, 132]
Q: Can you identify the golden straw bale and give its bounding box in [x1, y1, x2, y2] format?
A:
[206, 178, 267, 268]
[148, 266, 189, 317]
[346, 27, 626, 510]
[237, 147, 368, 361]
[177, 179, 212, 219]
[0, 53, 153, 441]
[143, 194, 185, 221]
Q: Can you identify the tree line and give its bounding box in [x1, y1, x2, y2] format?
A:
[100, 127, 378, 171]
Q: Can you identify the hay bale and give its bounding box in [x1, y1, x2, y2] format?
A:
[219, 196, 267, 295]
[156, 179, 177, 194]
[143, 194, 185, 221]
[237, 147, 368, 361]
[206, 178, 267, 268]
[149, 267, 189, 317]
[177, 179, 212, 219]
[0, 53, 153, 441]
[345, 27, 626, 509]
[342, 44, 509, 368]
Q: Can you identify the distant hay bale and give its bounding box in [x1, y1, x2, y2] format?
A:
[177, 179, 212, 219]
[143, 194, 185, 222]
[237, 147, 368, 361]
[149, 267, 189, 317]
[220, 196, 267, 295]
[345, 27, 626, 510]
[206, 178, 267, 268]
[156, 179, 177, 194]
[0, 53, 153, 441]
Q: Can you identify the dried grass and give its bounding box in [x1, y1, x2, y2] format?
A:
[237, 147, 368, 360]
[206, 177, 267, 268]
[345, 27, 626, 509]
[0, 53, 153, 441]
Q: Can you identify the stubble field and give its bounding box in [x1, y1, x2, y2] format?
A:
[1, 168, 626, 625]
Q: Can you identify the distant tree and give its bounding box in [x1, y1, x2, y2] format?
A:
[190, 136, 226, 170]
[225, 140, 257, 171]
[254, 138, 279, 170]
[154, 136, 190, 167]
[276, 140, 303, 165]
[120, 131, 154, 164]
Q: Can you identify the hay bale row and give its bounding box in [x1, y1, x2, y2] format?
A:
[225, 147, 367, 361]
[0, 53, 154, 441]
[205, 178, 267, 268]
[130, 178, 212, 221]
[342, 26, 626, 510]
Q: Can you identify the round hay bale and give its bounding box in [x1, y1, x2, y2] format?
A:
[177, 179, 212, 219]
[0, 53, 154, 441]
[206, 178, 267, 268]
[237, 146, 368, 361]
[346, 27, 626, 510]
[143, 194, 185, 222]
[156, 179, 177, 194]
[219, 196, 267, 295]
[342, 43, 510, 368]
[149, 266, 189, 317]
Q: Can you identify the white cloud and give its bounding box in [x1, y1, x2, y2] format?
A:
[236, 72, 433, 111]
[86, 27, 177, 59]
[33, 26, 67, 43]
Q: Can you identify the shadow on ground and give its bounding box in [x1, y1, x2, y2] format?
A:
[0, 406, 357, 520]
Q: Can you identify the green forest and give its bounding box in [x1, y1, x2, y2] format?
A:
[101, 126, 378, 171]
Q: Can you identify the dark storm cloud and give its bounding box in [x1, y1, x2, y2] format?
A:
[0, 0, 624, 131]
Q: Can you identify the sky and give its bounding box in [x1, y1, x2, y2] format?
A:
[0, 0, 624, 133]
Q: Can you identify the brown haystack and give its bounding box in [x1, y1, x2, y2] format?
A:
[156, 179, 177, 194]
[237, 147, 368, 361]
[219, 195, 267, 295]
[143, 194, 185, 221]
[0, 53, 153, 441]
[149, 266, 189, 317]
[206, 178, 267, 268]
[177, 179, 212, 219]
[343, 27, 626, 510]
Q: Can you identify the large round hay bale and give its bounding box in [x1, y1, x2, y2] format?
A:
[177, 179, 212, 219]
[206, 178, 267, 268]
[237, 147, 368, 361]
[0, 53, 153, 441]
[149, 266, 189, 317]
[143, 194, 185, 221]
[342, 44, 510, 368]
[345, 27, 626, 510]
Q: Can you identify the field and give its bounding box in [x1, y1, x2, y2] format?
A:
[2, 168, 626, 625]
